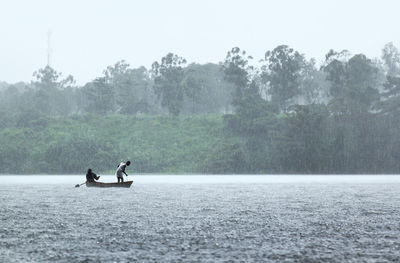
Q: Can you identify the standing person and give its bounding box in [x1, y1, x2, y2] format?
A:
[115, 161, 130, 183]
[86, 168, 100, 182]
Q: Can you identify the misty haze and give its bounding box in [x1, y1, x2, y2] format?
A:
[1, 0, 400, 262]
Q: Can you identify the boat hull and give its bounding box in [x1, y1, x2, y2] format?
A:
[86, 181, 133, 188]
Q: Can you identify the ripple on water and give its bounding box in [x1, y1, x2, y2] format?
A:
[0, 183, 400, 262]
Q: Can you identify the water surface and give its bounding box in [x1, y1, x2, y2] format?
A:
[1, 175, 399, 262]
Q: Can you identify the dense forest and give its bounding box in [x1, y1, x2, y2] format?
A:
[2, 43, 400, 174]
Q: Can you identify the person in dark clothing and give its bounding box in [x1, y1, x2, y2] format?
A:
[86, 168, 100, 182]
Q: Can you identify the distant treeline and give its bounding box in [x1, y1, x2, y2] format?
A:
[2, 43, 400, 174]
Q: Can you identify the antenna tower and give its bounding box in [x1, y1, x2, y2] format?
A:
[47, 29, 52, 67]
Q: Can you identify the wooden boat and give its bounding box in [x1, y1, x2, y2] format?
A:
[86, 181, 133, 188]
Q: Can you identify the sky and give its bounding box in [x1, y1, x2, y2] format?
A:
[0, 0, 400, 85]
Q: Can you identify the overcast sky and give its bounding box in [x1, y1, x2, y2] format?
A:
[1, 0, 399, 85]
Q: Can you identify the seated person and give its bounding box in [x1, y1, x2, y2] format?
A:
[86, 168, 100, 182]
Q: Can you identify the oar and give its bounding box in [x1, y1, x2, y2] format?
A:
[75, 182, 86, 188]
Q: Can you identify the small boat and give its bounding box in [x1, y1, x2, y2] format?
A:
[86, 181, 133, 188]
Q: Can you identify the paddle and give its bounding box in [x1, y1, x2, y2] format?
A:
[75, 182, 86, 188]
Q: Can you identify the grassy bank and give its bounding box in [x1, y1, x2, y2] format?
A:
[0, 114, 224, 174]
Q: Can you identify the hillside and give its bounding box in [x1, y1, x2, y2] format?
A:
[0, 114, 225, 174]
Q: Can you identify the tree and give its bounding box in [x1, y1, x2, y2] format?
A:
[382, 42, 400, 77]
[377, 75, 400, 116]
[377, 43, 400, 116]
[222, 47, 253, 91]
[152, 53, 187, 115]
[262, 45, 305, 111]
[33, 66, 74, 90]
[223, 47, 262, 108]
[345, 54, 380, 112]
[323, 51, 380, 114]
[182, 72, 202, 114]
[82, 77, 116, 114]
[322, 50, 349, 99]
[222, 47, 281, 172]
[30, 65, 76, 116]
[124, 67, 155, 114]
[225, 82, 280, 172]
[298, 59, 330, 105]
[277, 104, 330, 173]
[104, 61, 154, 114]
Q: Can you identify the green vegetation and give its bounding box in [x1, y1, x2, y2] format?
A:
[0, 114, 224, 174]
[2, 43, 400, 174]
[2, 109, 400, 174]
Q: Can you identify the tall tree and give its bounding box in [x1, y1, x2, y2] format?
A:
[382, 42, 400, 77]
[377, 75, 400, 116]
[152, 53, 186, 115]
[222, 47, 257, 110]
[222, 47, 252, 90]
[33, 66, 74, 90]
[298, 59, 330, 105]
[182, 72, 202, 114]
[323, 51, 380, 114]
[30, 66, 76, 116]
[262, 45, 305, 111]
[182, 63, 234, 114]
[82, 77, 116, 114]
[223, 47, 279, 172]
[104, 61, 154, 114]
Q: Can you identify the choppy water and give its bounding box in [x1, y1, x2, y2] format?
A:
[1, 175, 400, 262]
